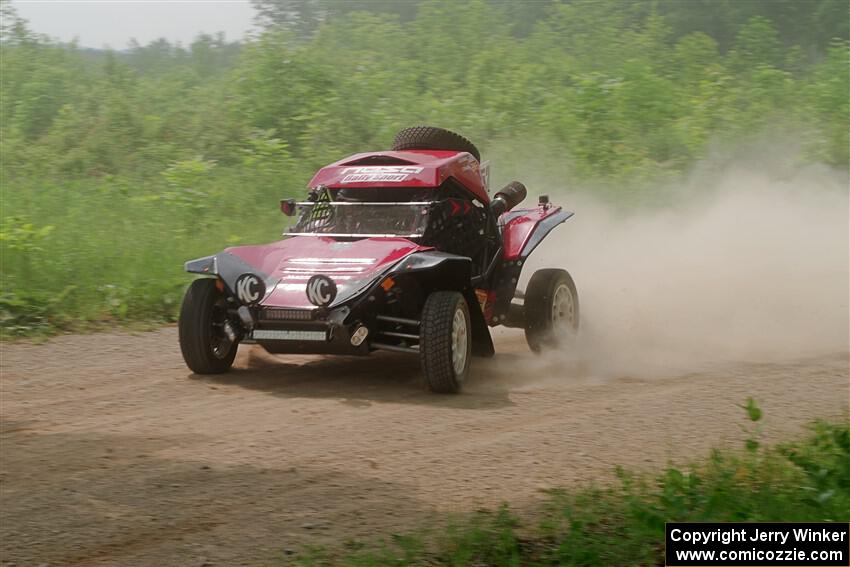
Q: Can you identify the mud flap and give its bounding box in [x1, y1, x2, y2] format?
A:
[464, 289, 495, 358]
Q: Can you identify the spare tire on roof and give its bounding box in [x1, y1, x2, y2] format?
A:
[391, 126, 481, 162]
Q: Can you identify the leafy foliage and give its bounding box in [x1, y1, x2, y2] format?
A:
[0, 0, 848, 333]
[295, 414, 850, 566]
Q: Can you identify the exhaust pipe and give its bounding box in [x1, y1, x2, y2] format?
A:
[490, 181, 527, 216]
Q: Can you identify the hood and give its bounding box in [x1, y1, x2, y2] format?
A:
[225, 236, 429, 309]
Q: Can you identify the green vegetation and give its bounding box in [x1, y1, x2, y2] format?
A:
[1, 0, 848, 334]
[296, 403, 849, 566]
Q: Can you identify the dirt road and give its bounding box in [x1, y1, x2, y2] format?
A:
[1, 328, 847, 566]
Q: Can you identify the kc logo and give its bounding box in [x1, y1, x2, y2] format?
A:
[235, 273, 265, 305]
[306, 275, 337, 307]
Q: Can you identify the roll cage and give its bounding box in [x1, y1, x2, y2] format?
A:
[287, 179, 502, 280]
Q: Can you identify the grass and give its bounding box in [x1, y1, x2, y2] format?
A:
[0, 168, 305, 337]
[292, 403, 849, 566]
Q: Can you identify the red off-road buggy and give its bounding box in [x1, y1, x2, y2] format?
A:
[179, 127, 578, 392]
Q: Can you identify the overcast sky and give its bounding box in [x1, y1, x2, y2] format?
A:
[12, 1, 257, 49]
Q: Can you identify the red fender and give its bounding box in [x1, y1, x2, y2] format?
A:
[500, 205, 574, 261]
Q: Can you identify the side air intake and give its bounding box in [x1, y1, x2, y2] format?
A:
[490, 181, 527, 216]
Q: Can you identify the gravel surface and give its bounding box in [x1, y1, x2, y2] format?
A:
[1, 327, 847, 566]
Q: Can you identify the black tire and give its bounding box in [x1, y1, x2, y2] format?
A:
[391, 126, 481, 162]
[524, 269, 579, 353]
[179, 278, 238, 374]
[419, 291, 472, 393]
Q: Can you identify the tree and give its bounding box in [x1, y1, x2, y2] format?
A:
[250, 0, 328, 37]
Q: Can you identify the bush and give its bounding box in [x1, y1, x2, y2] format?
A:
[295, 407, 850, 566]
[1, 2, 848, 334]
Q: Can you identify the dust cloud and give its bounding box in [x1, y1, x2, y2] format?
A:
[517, 153, 849, 379]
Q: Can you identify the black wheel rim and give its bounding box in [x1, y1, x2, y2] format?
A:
[209, 296, 234, 359]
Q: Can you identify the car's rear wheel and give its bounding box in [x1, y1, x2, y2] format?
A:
[391, 126, 481, 162]
[179, 278, 238, 374]
[420, 291, 471, 393]
[524, 269, 579, 353]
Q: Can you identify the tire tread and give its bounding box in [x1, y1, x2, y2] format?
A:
[420, 291, 469, 393]
[524, 269, 579, 353]
[178, 278, 237, 374]
[391, 126, 481, 162]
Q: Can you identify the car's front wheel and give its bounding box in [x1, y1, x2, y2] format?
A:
[419, 291, 471, 393]
[179, 278, 238, 374]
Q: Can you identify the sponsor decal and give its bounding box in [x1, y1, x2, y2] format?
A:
[339, 166, 424, 184]
[479, 160, 491, 192]
[305, 274, 338, 307]
[460, 155, 479, 173]
[448, 198, 472, 215]
[328, 242, 354, 252]
[310, 186, 334, 222]
[235, 273, 265, 305]
[475, 288, 488, 312]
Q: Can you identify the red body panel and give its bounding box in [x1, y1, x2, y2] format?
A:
[308, 150, 489, 203]
[500, 205, 564, 261]
[226, 237, 429, 309]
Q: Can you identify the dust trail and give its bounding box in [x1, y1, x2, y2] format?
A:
[518, 156, 849, 379]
